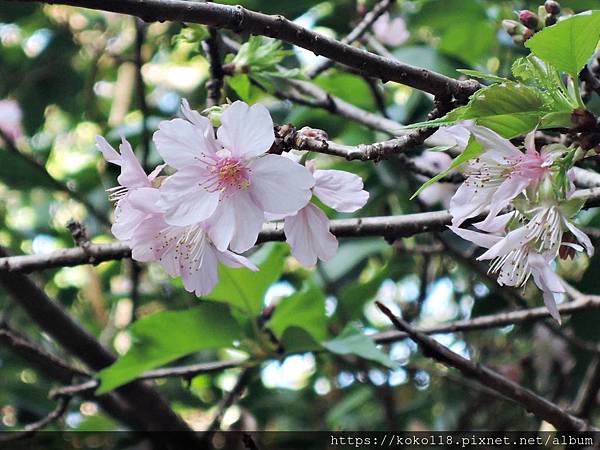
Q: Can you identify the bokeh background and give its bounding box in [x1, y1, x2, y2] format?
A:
[1, 0, 600, 436]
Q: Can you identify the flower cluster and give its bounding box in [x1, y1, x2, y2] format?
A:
[97, 100, 369, 296]
[446, 125, 593, 323]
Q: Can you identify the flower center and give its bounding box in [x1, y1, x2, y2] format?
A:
[200, 156, 251, 194]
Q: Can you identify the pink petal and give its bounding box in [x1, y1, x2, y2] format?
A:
[474, 212, 514, 233]
[158, 167, 220, 226]
[284, 203, 338, 267]
[467, 125, 523, 160]
[478, 226, 530, 261]
[180, 99, 211, 130]
[564, 220, 594, 257]
[0, 99, 22, 141]
[528, 252, 565, 324]
[154, 118, 217, 170]
[130, 214, 168, 263]
[478, 176, 529, 229]
[218, 250, 259, 271]
[447, 226, 502, 249]
[116, 137, 151, 188]
[180, 242, 220, 296]
[313, 169, 369, 213]
[249, 154, 314, 215]
[127, 187, 163, 214]
[217, 101, 274, 159]
[206, 190, 264, 253]
[449, 182, 492, 227]
[111, 198, 148, 241]
[95, 136, 122, 165]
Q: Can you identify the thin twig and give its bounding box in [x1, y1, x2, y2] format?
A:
[375, 301, 594, 431]
[0, 397, 71, 442]
[205, 367, 254, 433]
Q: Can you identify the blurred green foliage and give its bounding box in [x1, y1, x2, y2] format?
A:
[0, 0, 599, 437]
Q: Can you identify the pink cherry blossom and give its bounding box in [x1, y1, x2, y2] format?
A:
[0, 99, 23, 142]
[449, 224, 565, 323]
[96, 136, 164, 240]
[131, 214, 257, 296]
[373, 13, 409, 47]
[450, 126, 560, 229]
[154, 100, 314, 253]
[283, 161, 369, 266]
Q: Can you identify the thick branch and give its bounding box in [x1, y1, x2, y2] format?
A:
[375, 301, 594, 431]
[0, 211, 454, 272]
[306, 0, 395, 79]
[10, 0, 480, 99]
[0, 247, 200, 442]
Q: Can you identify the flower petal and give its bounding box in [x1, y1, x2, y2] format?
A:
[206, 190, 264, 253]
[112, 198, 148, 241]
[478, 226, 530, 261]
[448, 226, 502, 249]
[217, 101, 274, 159]
[564, 220, 594, 257]
[180, 241, 220, 296]
[127, 187, 163, 214]
[158, 167, 220, 226]
[478, 176, 529, 229]
[218, 250, 259, 271]
[249, 154, 314, 214]
[313, 169, 369, 213]
[284, 203, 338, 267]
[154, 118, 217, 170]
[449, 182, 492, 227]
[467, 125, 523, 159]
[96, 136, 122, 165]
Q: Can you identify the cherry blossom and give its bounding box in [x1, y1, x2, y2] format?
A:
[97, 134, 256, 296]
[131, 214, 257, 296]
[96, 136, 165, 240]
[0, 99, 23, 142]
[283, 161, 369, 266]
[154, 100, 314, 253]
[449, 126, 561, 229]
[372, 13, 410, 47]
[414, 151, 455, 208]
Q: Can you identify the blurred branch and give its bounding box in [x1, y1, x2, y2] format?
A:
[10, 0, 481, 99]
[0, 247, 201, 443]
[203, 27, 225, 107]
[375, 301, 595, 431]
[0, 397, 71, 442]
[571, 357, 600, 419]
[0, 129, 110, 226]
[50, 359, 245, 398]
[134, 18, 151, 170]
[205, 367, 254, 433]
[306, 0, 395, 79]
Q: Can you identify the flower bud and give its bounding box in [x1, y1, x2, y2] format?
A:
[580, 132, 600, 151]
[522, 28, 535, 41]
[545, 15, 557, 26]
[201, 105, 227, 127]
[571, 108, 597, 130]
[519, 10, 539, 30]
[298, 126, 328, 141]
[544, 0, 561, 15]
[502, 19, 521, 36]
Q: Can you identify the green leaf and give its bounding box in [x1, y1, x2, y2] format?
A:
[322, 324, 397, 369]
[411, 135, 482, 200]
[206, 243, 287, 316]
[539, 111, 573, 129]
[525, 11, 600, 77]
[268, 283, 328, 343]
[96, 303, 241, 394]
[227, 74, 252, 101]
[456, 69, 510, 84]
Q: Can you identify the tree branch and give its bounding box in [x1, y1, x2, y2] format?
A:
[202, 27, 225, 107]
[9, 0, 481, 99]
[0, 211, 455, 272]
[0, 247, 201, 443]
[306, 0, 395, 79]
[375, 301, 594, 431]
[0, 397, 71, 442]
